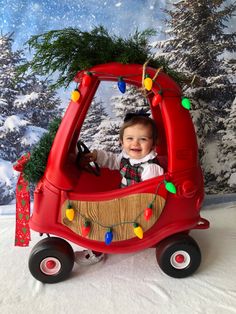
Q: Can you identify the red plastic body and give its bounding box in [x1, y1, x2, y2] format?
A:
[30, 63, 209, 253]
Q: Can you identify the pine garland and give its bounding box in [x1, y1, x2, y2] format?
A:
[23, 117, 62, 183]
[18, 26, 183, 89]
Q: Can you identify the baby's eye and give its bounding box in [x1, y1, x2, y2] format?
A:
[126, 137, 133, 140]
[140, 138, 148, 141]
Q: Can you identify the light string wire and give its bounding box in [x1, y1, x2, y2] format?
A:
[76, 60, 183, 99]
[77, 70, 181, 99]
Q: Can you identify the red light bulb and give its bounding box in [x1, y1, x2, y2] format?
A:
[82, 72, 92, 87]
[152, 92, 162, 107]
[81, 221, 91, 237]
[144, 206, 153, 221]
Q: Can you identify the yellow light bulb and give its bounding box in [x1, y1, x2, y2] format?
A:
[144, 77, 153, 91]
[133, 223, 143, 239]
[66, 208, 75, 221]
[71, 90, 80, 102]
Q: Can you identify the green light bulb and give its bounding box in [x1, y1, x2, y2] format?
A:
[181, 97, 191, 110]
[164, 180, 177, 194]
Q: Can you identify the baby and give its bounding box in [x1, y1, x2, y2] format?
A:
[86, 113, 164, 187]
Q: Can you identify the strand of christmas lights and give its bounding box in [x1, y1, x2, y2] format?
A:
[65, 178, 176, 244]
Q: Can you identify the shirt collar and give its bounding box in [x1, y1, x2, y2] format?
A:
[122, 150, 157, 165]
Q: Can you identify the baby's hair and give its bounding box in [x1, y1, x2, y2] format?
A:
[119, 115, 158, 144]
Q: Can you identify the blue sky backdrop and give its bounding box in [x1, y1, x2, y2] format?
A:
[1, 0, 235, 107]
[1, 0, 235, 55]
[0, 0, 168, 51]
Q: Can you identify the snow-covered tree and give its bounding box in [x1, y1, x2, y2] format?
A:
[156, 0, 235, 125]
[0, 159, 18, 205]
[80, 99, 108, 148]
[111, 85, 150, 119]
[158, 1, 235, 79]
[0, 33, 61, 162]
[155, 0, 236, 193]
[14, 75, 61, 129]
[93, 119, 121, 153]
[216, 97, 236, 192]
[0, 33, 61, 204]
[0, 33, 21, 115]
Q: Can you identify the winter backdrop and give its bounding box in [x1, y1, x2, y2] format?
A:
[0, 0, 235, 205]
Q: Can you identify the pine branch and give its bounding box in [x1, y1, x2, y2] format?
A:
[23, 117, 62, 183]
[18, 26, 182, 89]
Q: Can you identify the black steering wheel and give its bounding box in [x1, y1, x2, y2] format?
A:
[76, 140, 100, 176]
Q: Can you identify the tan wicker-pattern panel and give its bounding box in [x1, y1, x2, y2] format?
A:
[61, 193, 165, 241]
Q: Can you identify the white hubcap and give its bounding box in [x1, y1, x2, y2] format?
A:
[170, 250, 191, 269]
[40, 257, 61, 275]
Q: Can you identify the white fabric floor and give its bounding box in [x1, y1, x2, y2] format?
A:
[0, 202, 236, 314]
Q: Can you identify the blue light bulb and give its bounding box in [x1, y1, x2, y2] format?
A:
[105, 229, 113, 245]
[118, 77, 126, 94]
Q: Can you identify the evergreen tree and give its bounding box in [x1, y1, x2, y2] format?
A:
[0, 33, 61, 204]
[0, 33, 61, 162]
[14, 75, 61, 129]
[93, 119, 121, 154]
[155, 0, 235, 122]
[0, 159, 17, 205]
[111, 85, 150, 119]
[0, 33, 21, 115]
[216, 97, 236, 192]
[155, 0, 236, 193]
[80, 99, 108, 148]
[158, 1, 235, 80]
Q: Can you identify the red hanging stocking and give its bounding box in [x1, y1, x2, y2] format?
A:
[13, 153, 31, 247]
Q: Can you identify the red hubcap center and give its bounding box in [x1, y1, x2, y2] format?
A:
[175, 254, 185, 263]
[46, 260, 56, 269]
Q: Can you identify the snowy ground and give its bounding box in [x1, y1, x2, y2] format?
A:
[0, 202, 236, 314]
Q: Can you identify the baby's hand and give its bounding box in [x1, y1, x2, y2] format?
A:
[84, 150, 97, 163]
[78, 150, 97, 167]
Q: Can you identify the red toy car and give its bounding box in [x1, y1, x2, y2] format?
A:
[28, 62, 209, 283]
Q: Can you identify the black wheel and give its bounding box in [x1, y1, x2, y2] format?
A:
[28, 237, 75, 283]
[156, 233, 201, 278]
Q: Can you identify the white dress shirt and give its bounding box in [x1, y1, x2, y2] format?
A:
[96, 149, 164, 185]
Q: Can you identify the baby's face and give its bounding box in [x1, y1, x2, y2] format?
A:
[121, 124, 154, 160]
